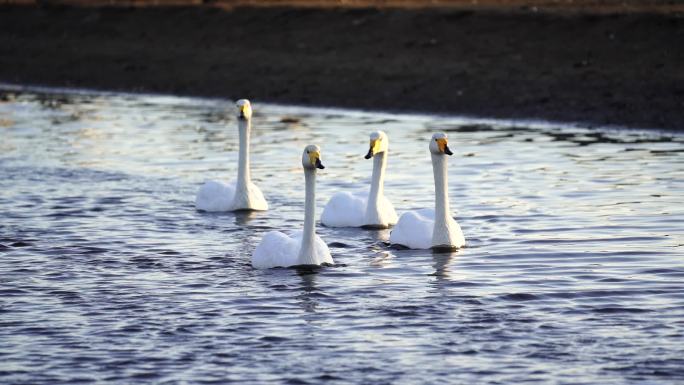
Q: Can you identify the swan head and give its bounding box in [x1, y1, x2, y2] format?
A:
[236, 99, 252, 120]
[364, 130, 389, 159]
[430, 132, 453, 156]
[302, 144, 325, 170]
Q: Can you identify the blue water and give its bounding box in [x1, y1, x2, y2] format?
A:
[1, 87, 683, 384]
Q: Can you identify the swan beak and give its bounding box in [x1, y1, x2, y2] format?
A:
[365, 139, 381, 159]
[238, 105, 246, 119]
[437, 138, 453, 156]
[309, 151, 325, 169]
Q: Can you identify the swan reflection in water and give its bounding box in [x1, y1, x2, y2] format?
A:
[295, 267, 319, 314]
[431, 250, 462, 280]
[233, 210, 258, 226]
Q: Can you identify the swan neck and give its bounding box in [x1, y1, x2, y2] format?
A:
[368, 151, 387, 206]
[236, 118, 251, 190]
[299, 169, 317, 264]
[432, 153, 451, 222]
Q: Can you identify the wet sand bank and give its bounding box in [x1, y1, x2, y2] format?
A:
[0, 3, 682, 129]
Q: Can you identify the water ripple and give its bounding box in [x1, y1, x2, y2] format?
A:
[0, 88, 683, 384]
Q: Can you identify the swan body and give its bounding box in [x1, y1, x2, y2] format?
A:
[195, 99, 268, 212]
[321, 190, 397, 228]
[390, 133, 465, 250]
[252, 145, 333, 268]
[252, 230, 331, 269]
[321, 131, 398, 228]
[195, 180, 266, 212]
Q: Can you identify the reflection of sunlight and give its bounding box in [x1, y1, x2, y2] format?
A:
[369, 228, 391, 242]
[369, 251, 394, 267]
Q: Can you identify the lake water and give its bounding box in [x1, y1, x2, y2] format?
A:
[1, 86, 683, 384]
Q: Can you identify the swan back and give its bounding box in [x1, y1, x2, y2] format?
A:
[389, 208, 435, 249]
[252, 230, 332, 269]
[320, 190, 367, 227]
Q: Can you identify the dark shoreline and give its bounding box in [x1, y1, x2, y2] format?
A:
[1, 4, 682, 129]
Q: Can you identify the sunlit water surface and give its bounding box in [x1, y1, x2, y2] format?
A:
[1, 88, 683, 384]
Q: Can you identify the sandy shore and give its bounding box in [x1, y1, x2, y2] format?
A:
[0, 3, 682, 129]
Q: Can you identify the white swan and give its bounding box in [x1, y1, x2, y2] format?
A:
[252, 145, 334, 268]
[389, 133, 466, 250]
[320, 131, 398, 229]
[195, 99, 268, 212]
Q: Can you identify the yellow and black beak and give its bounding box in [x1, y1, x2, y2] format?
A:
[238, 105, 246, 119]
[309, 151, 325, 169]
[364, 139, 381, 159]
[436, 138, 453, 156]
